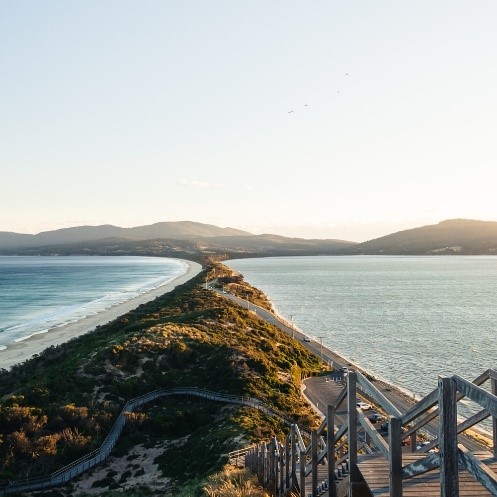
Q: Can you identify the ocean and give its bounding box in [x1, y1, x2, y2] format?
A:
[225, 255, 497, 399]
[0, 256, 188, 352]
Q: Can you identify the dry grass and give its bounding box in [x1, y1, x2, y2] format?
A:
[203, 465, 269, 497]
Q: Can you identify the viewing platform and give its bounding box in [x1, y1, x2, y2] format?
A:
[245, 368, 497, 497]
[358, 451, 497, 496]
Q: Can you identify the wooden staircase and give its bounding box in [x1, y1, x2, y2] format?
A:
[244, 368, 497, 497]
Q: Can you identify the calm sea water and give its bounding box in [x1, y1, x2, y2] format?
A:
[0, 256, 188, 351]
[226, 256, 497, 398]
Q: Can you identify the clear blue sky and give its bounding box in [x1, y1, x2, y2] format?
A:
[2, 1, 497, 241]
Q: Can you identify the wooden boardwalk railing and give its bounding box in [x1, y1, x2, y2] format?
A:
[245, 369, 497, 497]
[0, 387, 304, 496]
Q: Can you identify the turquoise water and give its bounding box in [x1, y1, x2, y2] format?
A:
[226, 256, 497, 398]
[0, 256, 187, 352]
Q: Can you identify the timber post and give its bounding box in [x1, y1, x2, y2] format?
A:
[492, 374, 497, 459]
[312, 430, 318, 497]
[389, 416, 403, 497]
[291, 424, 297, 490]
[262, 442, 267, 488]
[410, 430, 417, 453]
[262, 442, 266, 485]
[300, 448, 306, 497]
[285, 434, 291, 491]
[327, 404, 337, 497]
[347, 371, 359, 487]
[439, 376, 459, 497]
[274, 440, 279, 497]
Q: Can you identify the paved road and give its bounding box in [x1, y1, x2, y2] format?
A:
[212, 285, 489, 453]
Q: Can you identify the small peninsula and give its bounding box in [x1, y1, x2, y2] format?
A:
[0, 263, 322, 496]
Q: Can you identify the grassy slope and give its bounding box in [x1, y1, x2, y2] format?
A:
[0, 264, 322, 496]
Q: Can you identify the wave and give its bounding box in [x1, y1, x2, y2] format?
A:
[0, 257, 188, 350]
[14, 329, 49, 343]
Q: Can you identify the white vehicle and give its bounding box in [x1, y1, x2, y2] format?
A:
[356, 401, 372, 410]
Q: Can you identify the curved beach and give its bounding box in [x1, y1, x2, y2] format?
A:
[0, 260, 202, 370]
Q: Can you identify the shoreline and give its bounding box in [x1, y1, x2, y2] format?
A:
[268, 296, 493, 441]
[272, 304, 419, 399]
[0, 259, 202, 370]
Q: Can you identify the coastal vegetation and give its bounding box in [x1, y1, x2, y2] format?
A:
[0, 264, 322, 496]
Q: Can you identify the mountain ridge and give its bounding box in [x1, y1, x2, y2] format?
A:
[2, 218, 497, 257]
[0, 221, 252, 249]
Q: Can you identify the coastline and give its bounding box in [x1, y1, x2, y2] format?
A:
[0, 259, 202, 370]
[259, 291, 493, 442]
[271, 303, 418, 399]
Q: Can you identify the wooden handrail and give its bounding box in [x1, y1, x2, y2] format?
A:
[357, 410, 389, 458]
[356, 370, 402, 418]
[458, 444, 497, 496]
[402, 452, 440, 478]
[454, 375, 497, 418]
[401, 387, 440, 426]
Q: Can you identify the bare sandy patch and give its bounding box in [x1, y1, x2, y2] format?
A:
[69, 441, 187, 495]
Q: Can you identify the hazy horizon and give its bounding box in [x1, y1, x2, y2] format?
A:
[1, 217, 479, 243]
[3, 217, 496, 244]
[2, 2, 497, 241]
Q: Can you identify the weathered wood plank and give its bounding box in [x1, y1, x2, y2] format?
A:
[312, 431, 318, 497]
[439, 376, 459, 497]
[356, 370, 403, 418]
[458, 408, 490, 435]
[327, 404, 337, 497]
[333, 422, 348, 445]
[347, 371, 358, 484]
[402, 452, 440, 478]
[492, 375, 497, 459]
[357, 410, 390, 458]
[401, 387, 439, 426]
[454, 375, 497, 419]
[389, 416, 403, 497]
[458, 445, 497, 496]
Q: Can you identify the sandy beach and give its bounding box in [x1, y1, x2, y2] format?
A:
[0, 259, 202, 371]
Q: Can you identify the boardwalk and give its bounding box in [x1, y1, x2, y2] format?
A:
[0, 388, 300, 496]
[246, 369, 497, 497]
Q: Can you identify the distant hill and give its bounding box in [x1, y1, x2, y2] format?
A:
[0, 221, 356, 258]
[6, 218, 496, 258]
[344, 219, 497, 255]
[0, 222, 251, 249]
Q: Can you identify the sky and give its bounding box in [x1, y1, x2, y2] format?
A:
[1, 1, 497, 242]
